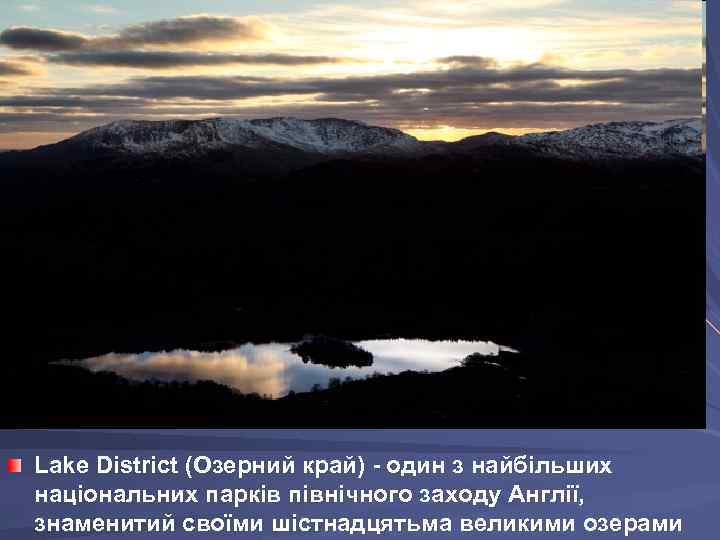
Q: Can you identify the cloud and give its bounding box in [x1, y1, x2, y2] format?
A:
[50, 62, 697, 105]
[48, 51, 354, 69]
[0, 59, 701, 134]
[0, 59, 36, 76]
[106, 15, 271, 48]
[17, 4, 40, 11]
[0, 15, 271, 52]
[436, 56, 500, 68]
[0, 27, 89, 51]
[85, 4, 118, 14]
[0, 95, 147, 109]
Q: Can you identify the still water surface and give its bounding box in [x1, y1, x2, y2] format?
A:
[64, 339, 511, 397]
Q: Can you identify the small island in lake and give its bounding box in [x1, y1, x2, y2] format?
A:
[291, 336, 374, 368]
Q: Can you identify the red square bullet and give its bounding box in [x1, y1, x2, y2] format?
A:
[7, 458, 22, 473]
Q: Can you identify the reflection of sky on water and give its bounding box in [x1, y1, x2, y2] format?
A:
[63, 339, 509, 398]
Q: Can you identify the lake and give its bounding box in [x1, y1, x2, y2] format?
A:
[60, 338, 512, 397]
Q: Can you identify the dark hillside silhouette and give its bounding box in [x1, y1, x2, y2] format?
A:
[0, 144, 705, 427]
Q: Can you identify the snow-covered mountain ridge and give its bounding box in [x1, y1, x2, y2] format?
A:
[66, 117, 703, 160]
[70, 117, 421, 156]
[515, 118, 703, 159]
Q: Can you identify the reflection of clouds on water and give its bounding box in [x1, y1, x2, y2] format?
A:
[67, 338, 506, 397]
[72, 347, 289, 397]
[358, 339, 501, 372]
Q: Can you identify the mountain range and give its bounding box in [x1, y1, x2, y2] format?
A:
[0, 117, 703, 176]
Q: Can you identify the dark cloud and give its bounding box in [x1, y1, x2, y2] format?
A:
[0, 59, 701, 133]
[0, 59, 35, 76]
[0, 16, 270, 52]
[106, 15, 270, 48]
[436, 56, 499, 68]
[49, 74, 318, 100]
[48, 51, 353, 69]
[0, 95, 148, 109]
[47, 64, 698, 106]
[0, 27, 88, 51]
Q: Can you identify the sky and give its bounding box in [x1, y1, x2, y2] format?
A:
[0, 0, 704, 148]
